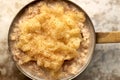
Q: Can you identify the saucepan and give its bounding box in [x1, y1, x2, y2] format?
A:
[8, 0, 120, 80]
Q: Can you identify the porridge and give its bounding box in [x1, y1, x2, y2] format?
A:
[9, 0, 90, 80]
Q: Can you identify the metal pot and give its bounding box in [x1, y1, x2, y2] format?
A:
[8, 0, 120, 80]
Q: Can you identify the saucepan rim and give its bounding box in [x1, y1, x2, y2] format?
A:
[8, 0, 96, 80]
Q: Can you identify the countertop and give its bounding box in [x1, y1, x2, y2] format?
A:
[0, 0, 120, 80]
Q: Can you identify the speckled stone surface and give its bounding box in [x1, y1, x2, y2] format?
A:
[0, 0, 120, 80]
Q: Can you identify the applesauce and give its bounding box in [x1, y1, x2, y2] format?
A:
[9, 0, 90, 80]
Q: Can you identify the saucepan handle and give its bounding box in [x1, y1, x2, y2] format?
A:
[96, 32, 120, 43]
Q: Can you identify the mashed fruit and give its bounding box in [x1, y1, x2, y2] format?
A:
[10, 0, 90, 80]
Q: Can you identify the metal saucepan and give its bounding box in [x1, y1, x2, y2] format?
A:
[8, 0, 120, 80]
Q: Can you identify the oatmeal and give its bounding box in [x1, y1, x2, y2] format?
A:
[9, 0, 90, 80]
